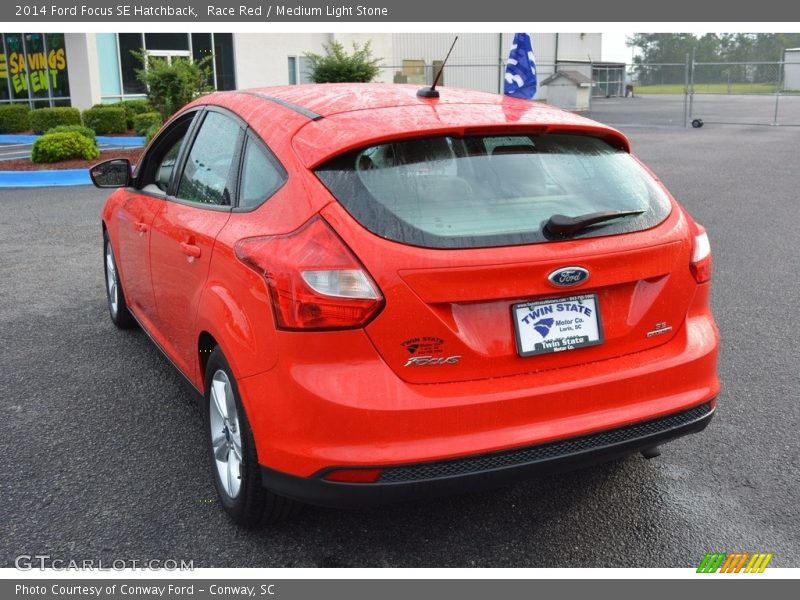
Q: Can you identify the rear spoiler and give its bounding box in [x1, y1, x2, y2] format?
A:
[293, 115, 631, 169]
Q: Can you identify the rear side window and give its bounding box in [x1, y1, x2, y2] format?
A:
[237, 135, 287, 209]
[315, 133, 672, 249]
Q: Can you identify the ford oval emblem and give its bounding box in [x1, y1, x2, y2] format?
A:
[548, 266, 590, 287]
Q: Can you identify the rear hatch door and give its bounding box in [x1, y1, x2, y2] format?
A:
[315, 130, 694, 384]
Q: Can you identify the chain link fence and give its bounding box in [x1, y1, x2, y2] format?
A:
[379, 61, 595, 112]
[376, 58, 800, 128]
[688, 61, 800, 126]
[589, 62, 691, 127]
[377, 62, 561, 95]
[593, 59, 800, 127]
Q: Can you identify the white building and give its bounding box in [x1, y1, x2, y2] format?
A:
[0, 32, 603, 109]
[539, 70, 594, 111]
[785, 48, 800, 91]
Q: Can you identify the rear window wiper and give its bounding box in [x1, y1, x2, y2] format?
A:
[545, 209, 645, 237]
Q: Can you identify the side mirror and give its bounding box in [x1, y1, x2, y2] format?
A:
[90, 159, 131, 188]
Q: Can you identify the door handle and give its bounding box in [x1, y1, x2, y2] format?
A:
[180, 242, 201, 259]
[135, 222, 148, 233]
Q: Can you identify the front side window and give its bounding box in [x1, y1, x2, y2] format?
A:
[315, 133, 672, 249]
[177, 111, 242, 206]
[155, 136, 184, 192]
[135, 112, 195, 194]
[136, 111, 197, 196]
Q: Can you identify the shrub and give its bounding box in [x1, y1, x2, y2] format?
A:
[304, 40, 382, 83]
[133, 50, 213, 120]
[30, 107, 81, 134]
[95, 99, 154, 129]
[0, 104, 31, 133]
[46, 124, 96, 142]
[132, 112, 162, 136]
[144, 124, 161, 144]
[120, 99, 154, 128]
[31, 131, 100, 163]
[82, 107, 127, 134]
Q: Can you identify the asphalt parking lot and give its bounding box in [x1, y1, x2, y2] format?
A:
[1, 123, 798, 568]
[589, 92, 800, 128]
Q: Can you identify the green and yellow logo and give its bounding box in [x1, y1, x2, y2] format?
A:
[697, 552, 773, 573]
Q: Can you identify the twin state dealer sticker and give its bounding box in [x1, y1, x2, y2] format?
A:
[512, 293, 603, 357]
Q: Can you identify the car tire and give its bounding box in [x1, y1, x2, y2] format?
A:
[104, 233, 136, 329]
[204, 347, 299, 526]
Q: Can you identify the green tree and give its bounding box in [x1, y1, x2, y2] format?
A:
[304, 40, 382, 83]
[627, 33, 699, 65]
[628, 32, 800, 64]
[133, 51, 214, 120]
[626, 34, 698, 85]
[627, 32, 800, 86]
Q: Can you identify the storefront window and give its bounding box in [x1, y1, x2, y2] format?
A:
[25, 34, 50, 101]
[117, 33, 234, 98]
[0, 32, 70, 107]
[214, 33, 236, 91]
[288, 56, 314, 85]
[0, 36, 10, 101]
[192, 33, 213, 64]
[97, 33, 122, 99]
[4, 33, 30, 102]
[145, 33, 189, 51]
[0, 32, 235, 107]
[46, 33, 70, 99]
[119, 33, 146, 95]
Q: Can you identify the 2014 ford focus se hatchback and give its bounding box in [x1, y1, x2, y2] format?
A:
[93, 84, 719, 526]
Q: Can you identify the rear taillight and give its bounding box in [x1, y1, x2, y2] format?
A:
[235, 216, 384, 330]
[690, 225, 712, 284]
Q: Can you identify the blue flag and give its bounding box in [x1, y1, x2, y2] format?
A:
[504, 33, 537, 100]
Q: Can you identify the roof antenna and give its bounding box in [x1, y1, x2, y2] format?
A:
[417, 36, 458, 98]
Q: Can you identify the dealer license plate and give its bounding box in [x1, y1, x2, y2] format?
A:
[512, 293, 603, 357]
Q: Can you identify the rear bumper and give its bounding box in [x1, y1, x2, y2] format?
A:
[261, 400, 715, 508]
[238, 309, 719, 477]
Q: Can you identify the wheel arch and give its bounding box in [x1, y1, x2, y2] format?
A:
[195, 280, 278, 388]
[198, 330, 218, 388]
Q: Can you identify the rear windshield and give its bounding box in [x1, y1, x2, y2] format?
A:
[314, 133, 672, 249]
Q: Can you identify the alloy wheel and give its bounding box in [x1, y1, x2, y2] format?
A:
[209, 369, 243, 499]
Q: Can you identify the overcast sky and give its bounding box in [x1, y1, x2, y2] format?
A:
[601, 32, 635, 63]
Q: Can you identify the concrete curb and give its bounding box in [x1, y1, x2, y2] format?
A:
[0, 133, 145, 146]
[0, 169, 91, 188]
[0, 134, 39, 144]
[0, 133, 144, 188]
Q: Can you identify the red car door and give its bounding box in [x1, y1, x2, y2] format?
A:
[114, 111, 199, 328]
[149, 109, 243, 381]
[114, 189, 161, 325]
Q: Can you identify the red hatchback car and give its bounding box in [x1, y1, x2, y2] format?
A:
[92, 84, 719, 525]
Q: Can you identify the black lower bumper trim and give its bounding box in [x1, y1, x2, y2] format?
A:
[260, 401, 715, 508]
